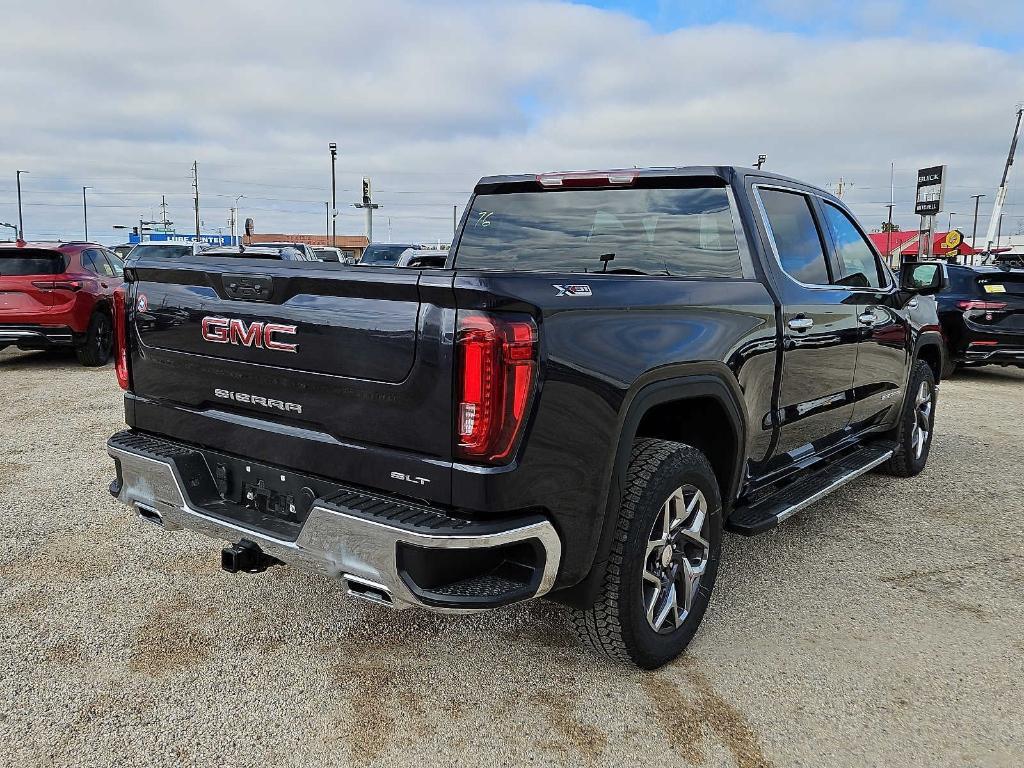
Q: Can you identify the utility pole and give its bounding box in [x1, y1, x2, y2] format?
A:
[15, 170, 28, 239]
[82, 187, 90, 241]
[885, 162, 895, 266]
[191, 161, 201, 240]
[160, 195, 170, 233]
[325, 202, 330, 241]
[885, 204, 895, 264]
[353, 176, 379, 243]
[329, 143, 338, 247]
[453, 205, 458, 237]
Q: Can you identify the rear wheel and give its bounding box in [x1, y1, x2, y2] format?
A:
[881, 360, 936, 477]
[572, 439, 722, 669]
[75, 311, 113, 367]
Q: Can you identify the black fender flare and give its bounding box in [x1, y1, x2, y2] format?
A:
[550, 362, 748, 608]
[913, 330, 946, 381]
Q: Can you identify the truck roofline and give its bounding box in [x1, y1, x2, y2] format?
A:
[473, 165, 836, 200]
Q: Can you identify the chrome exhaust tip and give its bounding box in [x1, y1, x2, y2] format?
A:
[135, 504, 165, 528]
[343, 574, 395, 608]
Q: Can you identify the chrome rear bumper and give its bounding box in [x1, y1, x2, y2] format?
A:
[107, 432, 561, 613]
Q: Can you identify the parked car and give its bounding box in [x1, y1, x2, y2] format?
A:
[921, 261, 1024, 374]
[358, 243, 419, 266]
[201, 246, 312, 261]
[111, 243, 135, 260]
[127, 241, 212, 260]
[0, 241, 124, 365]
[247, 242, 319, 261]
[106, 166, 945, 668]
[313, 247, 343, 263]
[396, 248, 448, 268]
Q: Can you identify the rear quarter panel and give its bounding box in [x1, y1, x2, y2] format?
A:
[450, 272, 778, 585]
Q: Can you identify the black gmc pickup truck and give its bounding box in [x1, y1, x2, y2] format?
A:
[107, 166, 946, 668]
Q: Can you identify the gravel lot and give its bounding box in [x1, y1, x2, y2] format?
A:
[1, 346, 1022, 768]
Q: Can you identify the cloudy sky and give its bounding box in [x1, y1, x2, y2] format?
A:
[2, 0, 1023, 244]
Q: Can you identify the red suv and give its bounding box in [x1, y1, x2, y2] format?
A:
[0, 241, 125, 366]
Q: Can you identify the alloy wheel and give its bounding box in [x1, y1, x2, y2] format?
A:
[642, 485, 710, 634]
[96, 316, 113, 358]
[910, 380, 933, 460]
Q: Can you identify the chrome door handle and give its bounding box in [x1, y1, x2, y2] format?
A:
[788, 317, 814, 331]
[858, 312, 877, 326]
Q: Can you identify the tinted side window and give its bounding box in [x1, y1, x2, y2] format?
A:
[81, 250, 101, 274]
[759, 189, 830, 285]
[89, 249, 116, 277]
[822, 203, 883, 289]
[102, 249, 125, 277]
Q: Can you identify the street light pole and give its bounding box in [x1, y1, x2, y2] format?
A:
[83, 186, 91, 241]
[970, 194, 985, 260]
[234, 194, 245, 246]
[0, 222, 17, 240]
[16, 170, 28, 239]
[947, 212, 957, 231]
[329, 142, 338, 247]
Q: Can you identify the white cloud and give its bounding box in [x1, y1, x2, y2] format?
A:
[1, 0, 1022, 242]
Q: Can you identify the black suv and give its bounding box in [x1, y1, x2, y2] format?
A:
[927, 261, 1024, 374]
[106, 166, 945, 668]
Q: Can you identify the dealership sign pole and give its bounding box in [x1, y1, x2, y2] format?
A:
[915, 165, 945, 261]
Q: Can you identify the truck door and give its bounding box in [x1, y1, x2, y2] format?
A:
[818, 200, 910, 431]
[753, 186, 861, 470]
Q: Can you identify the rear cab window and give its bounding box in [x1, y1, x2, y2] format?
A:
[0, 249, 67, 276]
[453, 182, 745, 278]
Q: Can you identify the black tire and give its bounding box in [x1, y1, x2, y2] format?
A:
[75, 311, 113, 367]
[572, 439, 722, 669]
[881, 360, 937, 477]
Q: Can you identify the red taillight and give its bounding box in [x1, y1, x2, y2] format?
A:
[113, 287, 129, 390]
[455, 313, 538, 463]
[31, 279, 82, 292]
[957, 300, 1007, 311]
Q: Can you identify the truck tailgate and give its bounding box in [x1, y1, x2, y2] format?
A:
[126, 258, 455, 478]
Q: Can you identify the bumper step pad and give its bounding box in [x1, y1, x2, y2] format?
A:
[106, 430, 562, 612]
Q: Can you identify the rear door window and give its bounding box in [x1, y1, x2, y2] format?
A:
[0, 250, 66, 275]
[758, 188, 831, 285]
[84, 249, 116, 277]
[455, 186, 744, 277]
[821, 203, 885, 289]
[102, 250, 125, 277]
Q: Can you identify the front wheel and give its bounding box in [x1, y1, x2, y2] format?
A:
[572, 439, 722, 669]
[881, 360, 937, 477]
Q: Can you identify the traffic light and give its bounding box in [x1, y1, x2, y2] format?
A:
[362, 177, 371, 207]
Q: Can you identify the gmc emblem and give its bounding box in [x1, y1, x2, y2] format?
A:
[201, 316, 298, 353]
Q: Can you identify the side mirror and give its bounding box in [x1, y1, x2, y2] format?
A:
[900, 262, 945, 295]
